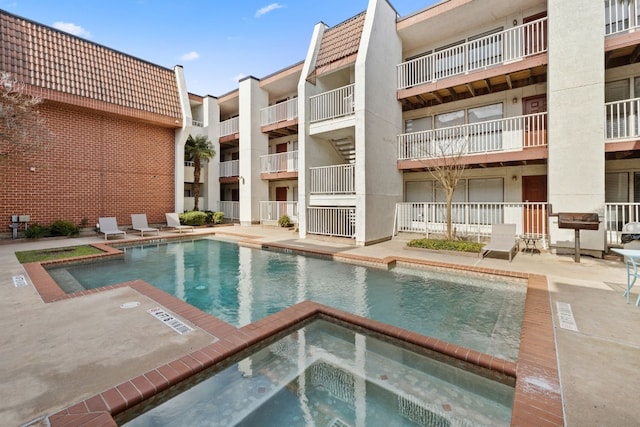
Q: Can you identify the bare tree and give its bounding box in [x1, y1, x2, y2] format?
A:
[0, 72, 50, 165]
[427, 133, 467, 241]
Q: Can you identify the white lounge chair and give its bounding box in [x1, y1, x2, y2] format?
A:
[131, 213, 159, 237]
[481, 224, 518, 262]
[165, 213, 194, 233]
[98, 217, 126, 240]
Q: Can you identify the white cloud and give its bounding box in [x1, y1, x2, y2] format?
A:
[255, 3, 284, 18]
[52, 21, 91, 38]
[180, 51, 200, 61]
[232, 73, 246, 83]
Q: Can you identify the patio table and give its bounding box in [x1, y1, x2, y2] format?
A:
[612, 248, 640, 306]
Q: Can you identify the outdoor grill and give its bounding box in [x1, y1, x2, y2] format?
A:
[557, 212, 600, 262]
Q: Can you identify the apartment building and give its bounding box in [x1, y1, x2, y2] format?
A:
[186, 0, 639, 256]
[3, 0, 640, 256]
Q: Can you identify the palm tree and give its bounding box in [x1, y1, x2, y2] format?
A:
[185, 134, 216, 211]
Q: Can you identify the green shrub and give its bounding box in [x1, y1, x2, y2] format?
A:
[49, 220, 80, 237]
[24, 223, 50, 239]
[179, 211, 207, 226]
[278, 214, 292, 227]
[407, 238, 484, 253]
[204, 210, 225, 224]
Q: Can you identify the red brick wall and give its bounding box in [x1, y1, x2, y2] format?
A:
[0, 101, 176, 233]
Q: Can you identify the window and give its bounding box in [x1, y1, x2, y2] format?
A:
[468, 28, 503, 71]
[469, 178, 504, 224]
[606, 80, 631, 139]
[468, 103, 504, 152]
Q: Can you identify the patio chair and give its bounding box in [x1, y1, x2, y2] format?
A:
[165, 213, 194, 233]
[481, 224, 518, 262]
[131, 213, 159, 237]
[98, 217, 126, 240]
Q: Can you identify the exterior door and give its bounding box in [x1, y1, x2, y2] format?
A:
[523, 95, 547, 147]
[524, 12, 547, 55]
[522, 175, 547, 236]
[275, 186, 287, 201]
[276, 143, 288, 171]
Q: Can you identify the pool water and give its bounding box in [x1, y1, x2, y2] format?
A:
[48, 238, 526, 361]
[118, 320, 514, 426]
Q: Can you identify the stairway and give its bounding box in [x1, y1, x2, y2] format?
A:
[329, 137, 355, 163]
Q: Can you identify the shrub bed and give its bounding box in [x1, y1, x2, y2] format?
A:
[407, 238, 484, 253]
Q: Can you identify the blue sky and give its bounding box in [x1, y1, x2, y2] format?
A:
[0, 0, 437, 96]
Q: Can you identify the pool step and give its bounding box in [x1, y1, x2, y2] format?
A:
[48, 269, 85, 293]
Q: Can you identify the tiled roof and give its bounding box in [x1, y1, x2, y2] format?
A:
[315, 11, 366, 69]
[0, 10, 182, 119]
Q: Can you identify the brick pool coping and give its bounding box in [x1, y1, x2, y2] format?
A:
[22, 233, 562, 426]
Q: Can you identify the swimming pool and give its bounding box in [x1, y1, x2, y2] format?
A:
[117, 319, 515, 426]
[47, 238, 526, 361]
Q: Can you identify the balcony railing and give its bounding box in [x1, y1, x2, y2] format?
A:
[260, 151, 298, 174]
[397, 17, 547, 90]
[192, 119, 203, 127]
[394, 202, 549, 247]
[307, 206, 355, 238]
[309, 164, 355, 194]
[219, 117, 239, 138]
[260, 98, 298, 126]
[217, 201, 240, 221]
[220, 160, 239, 177]
[605, 0, 640, 35]
[605, 202, 640, 245]
[605, 97, 640, 141]
[309, 84, 355, 123]
[259, 201, 299, 223]
[398, 113, 547, 161]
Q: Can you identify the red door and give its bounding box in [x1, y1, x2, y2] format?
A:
[523, 95, 547, 147]
[524, 12, 547, 55]
[522, 175, 547, 236]
[275, 186, 287, 202]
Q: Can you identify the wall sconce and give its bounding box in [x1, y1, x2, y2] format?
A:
[513, 19, 518, 26]
[239, 176, 245, 184]
[512, 175, 518, 182]
[512, 97, 518, 104]
[29, 167, 36, 172]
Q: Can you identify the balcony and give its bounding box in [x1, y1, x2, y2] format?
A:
[605, 202, 640, 244]
[606, 98, 640, 141]
[192, 119, 203, 127]
[217, 201, 240, 221]
[310, 164, 355, 194]
[394, 202, 549, 247]
[219, 117, 239, 138]
[259, 201, 299, 225]
[307, 206, 355, 238]
[397, 17, 547, 91]
[260, 98, 298, 126]
[220, 160, 239, 178]
[397, 112, 547, 164]
[260, 151, 298, 175]
[605, 0, 640, 35]
[310, 84, 355, 123]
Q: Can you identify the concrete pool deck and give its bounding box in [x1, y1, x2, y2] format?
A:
[0, 225, 638, 426]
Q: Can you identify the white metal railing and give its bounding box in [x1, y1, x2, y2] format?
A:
[309, 164, 355, 194]
[184, 161, 194, 167]
[605, 97, 640, 140]
[219, 117, 239, 138]
[605, 203, 640, 244]
[393, 202, 549, 246]
[220, 160, 239, 177]
[397, 18, 547, 90]
[260, 151, 298, 174]
[260, 98, 298, 126]
[218, 201, 240, 221]
[605, 0, 640, 35]
[310, 84, 355, 123]
[307, 207, 356, 238]
[259, 201, 299, 223]
[192, 119, 203, 127]
[398, 113, 547, 160]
